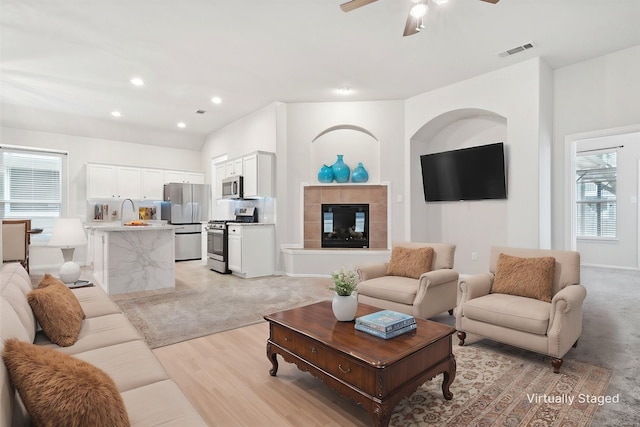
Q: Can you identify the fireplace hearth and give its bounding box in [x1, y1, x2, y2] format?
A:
[322, 204, 369, 248]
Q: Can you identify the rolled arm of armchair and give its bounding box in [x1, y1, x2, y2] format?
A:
[415, 269, 459, 303]
[548, 284, 587, 328]
[419, 269, 459, 289]
[356, 263, 388, 282]
[458, 273, 494, 304]
[547, 284, 587, 357]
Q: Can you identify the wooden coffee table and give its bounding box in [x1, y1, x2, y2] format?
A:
[264, 301, 456, 427]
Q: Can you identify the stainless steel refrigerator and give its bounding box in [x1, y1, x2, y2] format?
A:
[161, 183, 210, 261]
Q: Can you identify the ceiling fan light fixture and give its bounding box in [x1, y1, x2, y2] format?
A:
[410, 3, 428, 18]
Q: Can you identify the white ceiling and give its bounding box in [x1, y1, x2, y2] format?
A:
[2, 0, 639, 150]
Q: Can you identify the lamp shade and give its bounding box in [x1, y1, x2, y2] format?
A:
[48, 218, 87, 248]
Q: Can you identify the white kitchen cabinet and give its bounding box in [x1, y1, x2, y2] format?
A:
[227, 228, 242, 273]
[225, 159, 243, 178]
[141, 169, 165, 200]
[185, 172, 205, 184]
[242, 152, 274, 198]
[88, 162, 204, 200]
[88, 164, 141, 199]
[87, 163, 118, 198]
[164, 170, 205, 184]
[164, 170, 187, 183]
[116, 166, 142, 199]
[227, 224, 274, 278]
[214, 163, 227, 200]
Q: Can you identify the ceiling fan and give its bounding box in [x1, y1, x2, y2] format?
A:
[340, 0, 500, 37]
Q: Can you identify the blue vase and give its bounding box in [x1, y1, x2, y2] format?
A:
[351, 162, 369, 183]
[317, 164, 334, 183]
[331, 154, 350, 183]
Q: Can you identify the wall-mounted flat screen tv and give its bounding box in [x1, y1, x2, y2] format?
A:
[420, 142, 507, 202]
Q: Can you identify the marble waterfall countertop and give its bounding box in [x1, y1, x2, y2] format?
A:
[88, 221, 178, 295]
[85, 221, 180, 232]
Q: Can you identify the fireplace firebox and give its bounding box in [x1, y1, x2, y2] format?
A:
[321, 204, 369, 248]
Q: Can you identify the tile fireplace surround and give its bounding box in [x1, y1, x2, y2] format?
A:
[303, 185, 387, 249]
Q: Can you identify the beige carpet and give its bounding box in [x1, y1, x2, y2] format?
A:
[391, 341, 611, 426]
[116, 275, 332, 348]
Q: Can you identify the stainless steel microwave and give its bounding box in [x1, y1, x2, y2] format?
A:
[221, 175, 243, 199]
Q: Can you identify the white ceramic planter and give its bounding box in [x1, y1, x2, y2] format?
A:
[332, 292, 358, 321]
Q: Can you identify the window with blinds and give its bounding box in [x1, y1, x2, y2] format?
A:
[575, 150, 617, 238]
[0, 147, 66, 241]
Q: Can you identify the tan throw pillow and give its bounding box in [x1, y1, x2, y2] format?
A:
[38, 273, 65, 288]
[2, 339, 130, 427]
[386, 246, 434, 279]
[27, 281, 85, 346]
[491, 253, 555, 302]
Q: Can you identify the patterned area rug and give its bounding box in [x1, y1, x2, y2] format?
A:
[391, 341, 612, 426]
[116, 276, 332, 349]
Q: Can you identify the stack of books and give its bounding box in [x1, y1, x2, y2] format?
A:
[355, 310, 416, 339]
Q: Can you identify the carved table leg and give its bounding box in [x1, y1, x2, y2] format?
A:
[441, 354, 456, 400]
[457, 331, 466, 346]
[266, 342, 279, 376]
[371, 402, 392, 427]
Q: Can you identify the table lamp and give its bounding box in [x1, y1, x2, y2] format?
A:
[48, 217, 87, 283]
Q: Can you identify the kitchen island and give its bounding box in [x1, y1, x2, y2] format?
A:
[86, 223, 178, 295]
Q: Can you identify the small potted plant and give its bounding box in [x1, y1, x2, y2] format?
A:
[329, 268, 358, 321]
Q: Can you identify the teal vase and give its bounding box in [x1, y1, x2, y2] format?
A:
[351, 162, 369, 183]
[331, 154, 350, 183]
[317, 164, 334, 183]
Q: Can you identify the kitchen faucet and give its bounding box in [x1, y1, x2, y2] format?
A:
[120, 198, 136, 224]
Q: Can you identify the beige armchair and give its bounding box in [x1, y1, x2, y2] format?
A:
[456, 246, 586, 373]
[356, 242, 458, 319]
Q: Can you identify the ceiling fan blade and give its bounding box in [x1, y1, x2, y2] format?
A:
[479, 0, 500, 3]
[403, 14, 420, 37]
[340, 0, 378, 13]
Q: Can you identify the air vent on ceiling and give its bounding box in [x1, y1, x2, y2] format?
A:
[196, 110, 206, 114]
[498, 42, 535, 58]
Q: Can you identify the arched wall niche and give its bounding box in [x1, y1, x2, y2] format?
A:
[409, 108, 509, 274]
[311, 124, 380, 184]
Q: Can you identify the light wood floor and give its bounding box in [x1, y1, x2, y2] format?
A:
[151, 261, 369, 426]
[153, 322, 371, 427]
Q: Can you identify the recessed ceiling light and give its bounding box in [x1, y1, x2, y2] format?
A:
[130, 77, 145, 86]
[111, 111, 122, 117]
[177, 122, 186, 128]
[337, 87, 352, 95]
[211, 96, 222, 104]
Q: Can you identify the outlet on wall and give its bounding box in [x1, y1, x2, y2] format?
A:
[471, 252, 478, 261]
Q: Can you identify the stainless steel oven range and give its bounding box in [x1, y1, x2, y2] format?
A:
[206, 220, 230, 274]
[206, 207, 259, 274]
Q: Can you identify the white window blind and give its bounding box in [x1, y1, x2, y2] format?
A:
[575, 150, 617, 238]
[1, 147, 66, 240]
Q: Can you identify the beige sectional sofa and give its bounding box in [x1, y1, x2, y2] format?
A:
[1, 262, 207, 427]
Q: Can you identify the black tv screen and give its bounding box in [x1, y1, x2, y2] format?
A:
[420, 142, 507, 202]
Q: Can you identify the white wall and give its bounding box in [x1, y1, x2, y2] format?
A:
[405, 57, 554, 272]
[200, 103, 279, 165]
[412, 114, 508, 273]
[1, 126, 203, 271]
[553, 45, 640, 262]
[284, 101, 405, 249]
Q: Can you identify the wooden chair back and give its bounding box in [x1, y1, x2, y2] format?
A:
[2, 219, 31, 272]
